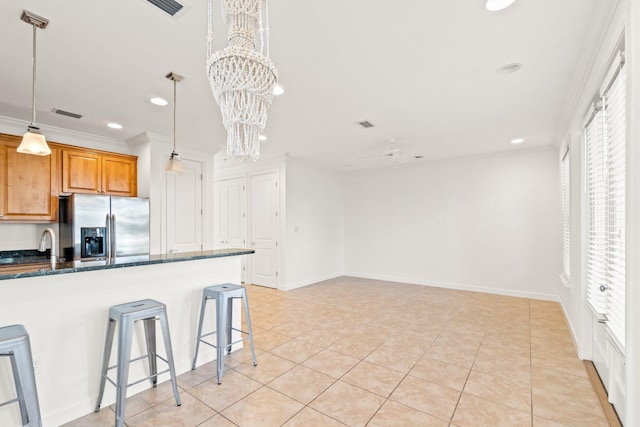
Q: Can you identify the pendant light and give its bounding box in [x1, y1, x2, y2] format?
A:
[165, 72, 185, 174]
[17, 10, 51, 156]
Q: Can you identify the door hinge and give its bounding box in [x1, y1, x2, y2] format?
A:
[243, 266, 246, 271]
[276, 271, 278, 276]
[275, 211, 278, 217]
[243, 212, 245, 218]
[243, 239, 245, 244]
[243, 185, 245, 190]
[201, 244, 203, 250]
[275, 182, 278, 187]
[200, 174, 203, 180]
[276, 241, 278, 247]
[201, 209, 203, 215]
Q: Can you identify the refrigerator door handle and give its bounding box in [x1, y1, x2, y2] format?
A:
[106, 213, 111, 260]
[111, 214, 117, 261]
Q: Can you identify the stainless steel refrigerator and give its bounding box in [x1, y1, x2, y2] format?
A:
[59, 194, 150, 261]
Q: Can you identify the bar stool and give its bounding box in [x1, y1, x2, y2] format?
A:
[95, 299, 181, 427]
[192, 284, 257, 384]
[0, 324, 42, 427]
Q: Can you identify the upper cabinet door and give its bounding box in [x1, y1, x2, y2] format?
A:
[62, 150, 137, 197]
[101, 154, 137, 197]
[0, 136, 59, 221]
[62, 150, 101, 194]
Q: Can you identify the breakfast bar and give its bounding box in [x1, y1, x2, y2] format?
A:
[0, 249, 253, 426]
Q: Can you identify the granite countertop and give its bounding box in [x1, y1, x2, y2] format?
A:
[0, 248, 254, 281]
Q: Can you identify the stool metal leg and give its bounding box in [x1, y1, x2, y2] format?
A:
[215, 295, 227, 384]
[12, 340, 42, 427]
[115, 318, 134, 427]
[226, 297, 233, 355]
[143, 318, 158, 387]
[192, 294, 208, 370]
[95, 318, 116, 412]
[158, 312, 181, 406]
[9, 354, 28, 426]
[241, 291, 258, 367]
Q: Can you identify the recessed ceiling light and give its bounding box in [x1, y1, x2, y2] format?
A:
[496, 63, 523, 75]
[273, 83, 284, 96]
[511, 138, 524, 144]
[259, 134, 267, 141]
[486, 0, 516, 11]
[107, 122, 123, 129]
[150, 97, 168, 106]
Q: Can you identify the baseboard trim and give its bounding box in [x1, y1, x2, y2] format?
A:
[282, 272, 343, 291]
[584, 360, 623, 427]
[343, 272, 559, 301]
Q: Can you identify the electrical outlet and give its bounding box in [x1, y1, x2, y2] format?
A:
[32, 356, 41, 374]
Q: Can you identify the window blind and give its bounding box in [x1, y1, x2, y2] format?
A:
[584, 55, 626, 348]
[561, 147, 570, 279]
[585, 107, 607, 315]
[603, 62, 625, 346]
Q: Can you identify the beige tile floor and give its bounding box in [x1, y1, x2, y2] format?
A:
[63, 277, 610, 427]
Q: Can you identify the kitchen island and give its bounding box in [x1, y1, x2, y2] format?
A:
[0, 249, 253, 426]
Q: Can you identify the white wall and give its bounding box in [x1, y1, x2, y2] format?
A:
[284, 159, 344, 290]
[344, 148, 562, 300]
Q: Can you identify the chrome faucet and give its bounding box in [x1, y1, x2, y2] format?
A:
[39, 227, 56, 269]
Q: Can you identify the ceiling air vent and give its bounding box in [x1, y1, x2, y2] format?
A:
[356, 120, 374, 129]
[52, 108, 82, 119]
[146, 0, 184, 16]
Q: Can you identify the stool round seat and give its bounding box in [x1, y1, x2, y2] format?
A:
[95, 299, 181, 427]
[0, 324, 42, 427]
[192, 284, 257, 384]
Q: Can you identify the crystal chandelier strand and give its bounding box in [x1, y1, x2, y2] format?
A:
[207, 0, 278, 161]
[258, 1, 264, 56]
[207, 0, 214, 58]
[265, 0, 270, 58]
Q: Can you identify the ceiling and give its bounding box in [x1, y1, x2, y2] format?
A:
[0, 0, 613, 170]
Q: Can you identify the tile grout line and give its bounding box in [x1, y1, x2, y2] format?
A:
[447, 324, 486, 426]
[363, 344, 428, 426]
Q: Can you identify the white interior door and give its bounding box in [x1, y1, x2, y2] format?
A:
[225, 178, 245, 247]
[213, 182, 223, 249]
[166, 159, 203, 253]
[214, 177, 246, 249]
[249, 172, 279, 288]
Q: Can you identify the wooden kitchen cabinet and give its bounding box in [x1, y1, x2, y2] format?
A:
[101, 154, 137, 196]
[0, 134, 59, 221]
[0, 132, 138, 222]
[62, 149, 137, 196]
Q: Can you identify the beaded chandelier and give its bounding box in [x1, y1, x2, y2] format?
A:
[207, 0, 278, 160]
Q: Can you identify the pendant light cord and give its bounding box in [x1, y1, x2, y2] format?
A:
[31, 23, 37, 126]
[173, 78, 177, 153]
